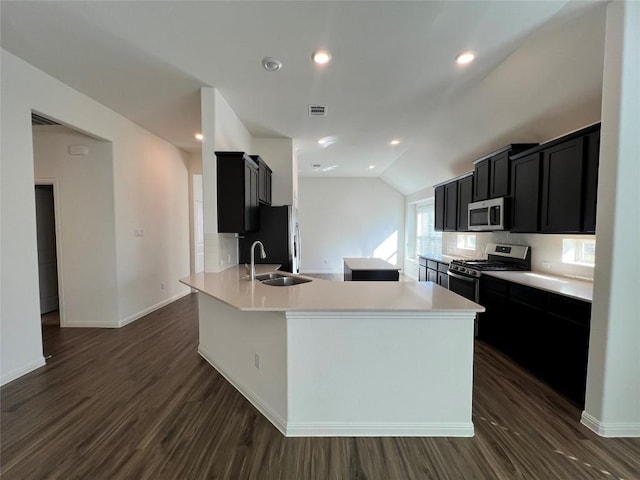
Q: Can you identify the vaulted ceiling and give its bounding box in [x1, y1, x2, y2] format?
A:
[0, 1, 606, 194]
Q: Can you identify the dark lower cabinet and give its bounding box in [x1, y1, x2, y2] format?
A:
[478, 276, 509, 351]
[418, 257, 427, 281]
[418, 256, 449, 288]
[479, 276, 591, 407]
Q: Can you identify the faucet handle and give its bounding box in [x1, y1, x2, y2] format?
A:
[244, 263, 250, 275]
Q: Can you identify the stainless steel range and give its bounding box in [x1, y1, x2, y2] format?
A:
[448, 243, 531, 335]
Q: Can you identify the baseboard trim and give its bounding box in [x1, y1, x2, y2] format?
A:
[1, 356, 46, 386]
[285, 422, 474, 437]
[197, 344, 288, 435]
[119, 290, 191, 327]
[63, 291, 191, 328]
[581, 411, 640, 437]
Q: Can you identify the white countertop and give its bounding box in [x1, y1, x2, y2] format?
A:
[180, 265, 484, 313]
[484, 271, 593, 302]
[343, 257, 400, 270]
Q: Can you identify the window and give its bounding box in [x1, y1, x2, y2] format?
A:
[562, 238, 596, 266]
[416, 200, 442, 256]
[456, 234, 477, 251]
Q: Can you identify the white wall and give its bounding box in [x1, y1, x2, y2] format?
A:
[1, 49, 191, 385]
[201, 87, 254, 272]
[252, 138, 296, 206]
[33, 126, 119, 327]
[583, 0, 640, 437]
[298, 177, 405, 274]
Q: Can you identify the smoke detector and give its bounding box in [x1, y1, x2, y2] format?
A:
[262, 57, 283, 72]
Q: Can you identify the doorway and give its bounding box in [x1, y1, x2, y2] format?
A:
[34, 184, 60, 329]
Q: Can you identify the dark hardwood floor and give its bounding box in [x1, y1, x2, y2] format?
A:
[2, 294, 639, 479]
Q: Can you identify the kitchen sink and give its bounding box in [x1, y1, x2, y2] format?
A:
[261, 276, 312, 287]
[254, 272, 289, 281]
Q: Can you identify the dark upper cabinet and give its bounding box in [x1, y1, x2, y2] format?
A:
[473, 144, 537, 202]
[508, 123, 600, 234]
[473, 160, 490, 202]
[490, 152, 510, 198]
[434, 185, 445, 231]
[456, 174, 473, 231]
[510, 152, 542, 233]
[541, 138, 584, 233]
[216, 151, 259, 233]
[444, 181, 458, 232]
[252, 155, 272, 206]
[582, 130, 600, 233]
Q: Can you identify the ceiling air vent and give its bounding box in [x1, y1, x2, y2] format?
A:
[308, 105, 327, 117]
[32, 113, 61, 126]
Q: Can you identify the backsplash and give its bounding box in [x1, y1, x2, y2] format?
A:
[442, 231, 595, 281]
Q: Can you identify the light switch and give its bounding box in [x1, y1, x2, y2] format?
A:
[134, 229, 144, 237]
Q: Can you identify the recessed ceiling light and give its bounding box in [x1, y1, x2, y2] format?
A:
[455, 51, 476, 65]
[390, 139, 401, 145]
[368, 165, 375, 169]
[262, 57, 283, 71]
[312, 50, 332, 65]
[195, 133, 203, 140]
[317, 136, 336, 147]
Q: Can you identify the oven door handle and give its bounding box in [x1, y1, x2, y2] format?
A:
[447, 271, 477, 282]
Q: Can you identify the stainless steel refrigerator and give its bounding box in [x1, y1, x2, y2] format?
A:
[238, 205, 300, 273]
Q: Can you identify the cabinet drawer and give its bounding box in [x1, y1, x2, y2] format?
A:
[481, 276, 508, 295]
[418, 257, 427, 267]
[548, 294, 591, 327]
[427, 260, 438, 270]
[510, 283, 547, 308]
[437, 262, 450, 273]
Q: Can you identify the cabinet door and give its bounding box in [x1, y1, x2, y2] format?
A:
[478, 277, 509, 348]
[257, 158, 273, 206]
[244, 163, 259, 232]
[473, 159, 490, 202]
[434, 185, 445, 231]
[456, 176, 473, 231]
[444, 181, 458, 232]
[490, 152, 510, 198]
[437, 271, 449, 289]
[541, 138, 584, 233]
[582, 130, 600, 233]
[418, 266, 427, 282]
[510, 153, 541, 233]
[427, 268, 438, 283]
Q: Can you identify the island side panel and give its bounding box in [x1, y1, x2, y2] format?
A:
[197, 293, 288, 433]
[285, 311, 475, 437]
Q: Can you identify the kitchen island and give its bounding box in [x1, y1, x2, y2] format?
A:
[343, 257, 400, 281]
[180, 266, 483, 437]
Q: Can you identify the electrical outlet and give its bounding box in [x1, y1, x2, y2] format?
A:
[160, 282, 165, 290]
[254, 353, 260, 369]
[541, 261, 551, 270]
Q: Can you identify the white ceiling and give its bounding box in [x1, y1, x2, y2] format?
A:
[0, 1, 606, 195]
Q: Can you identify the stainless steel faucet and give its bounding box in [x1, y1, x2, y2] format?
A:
[250, 241, 267, 281]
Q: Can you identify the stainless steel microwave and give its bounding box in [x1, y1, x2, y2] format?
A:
[468, 197, 506, 231]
